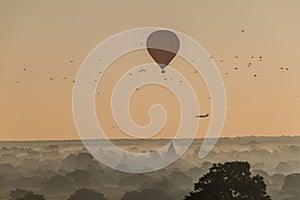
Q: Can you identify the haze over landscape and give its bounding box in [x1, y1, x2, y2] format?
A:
[1, 1, 300, 200]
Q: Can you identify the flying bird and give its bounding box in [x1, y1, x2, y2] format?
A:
[195, 113, 209, 118]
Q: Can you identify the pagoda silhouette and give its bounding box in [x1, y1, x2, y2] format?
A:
[165, 142, 177, 161]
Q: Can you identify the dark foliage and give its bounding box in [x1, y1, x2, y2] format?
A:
[68, 188, 107, 200]
[10, 189, 45, 200]
[42, 175, 74, 194]
[281, 173, 300, 200]
[66, 169, 90, 188]
[184, 161, 271, 200]
[121, 188, 172, 200]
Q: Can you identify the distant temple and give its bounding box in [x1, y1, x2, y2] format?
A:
[165, 142, 177, 160]
[122, 152, 128, 161]
[116, 152, 129, 171]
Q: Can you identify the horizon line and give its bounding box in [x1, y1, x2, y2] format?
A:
[0, 135, 299, 142]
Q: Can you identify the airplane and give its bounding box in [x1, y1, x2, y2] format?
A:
[195, 113, 209, 118]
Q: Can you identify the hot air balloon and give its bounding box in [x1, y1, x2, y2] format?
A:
[146, 30, 180, 73]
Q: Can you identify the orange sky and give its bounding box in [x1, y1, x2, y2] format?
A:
[1, 0, 300, 140]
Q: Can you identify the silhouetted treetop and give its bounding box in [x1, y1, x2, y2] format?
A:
[184, 161, 271, 200]
[68, 188, 107, 200]
[43, 175, 74, 194]
[281, 173, 300, 200]
[10, 189, 45, 200]
[121, 189, 172, 200]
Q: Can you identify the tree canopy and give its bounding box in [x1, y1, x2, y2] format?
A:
[68, 188, 107, 200]
[121, 189, 172, 200]
[281, 173, 300, 200]
[43, 175, 74, 194]
[184, 161, 271, 200]
[10, 189, 45, 200]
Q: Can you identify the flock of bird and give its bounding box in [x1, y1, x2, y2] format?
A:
[220, 55, 264, 77]
[217, 54, 289, 78]
[17, 60, 77, 84]
[15, 29, 291, 93]
[15, 54, 291, 96]
[14, 29, 296, 124]
[16, 59, 290, 98]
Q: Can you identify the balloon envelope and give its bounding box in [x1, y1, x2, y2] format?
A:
[146, 30, 180, 72]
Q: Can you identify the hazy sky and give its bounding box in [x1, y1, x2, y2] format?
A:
[1, 0, 300, 140]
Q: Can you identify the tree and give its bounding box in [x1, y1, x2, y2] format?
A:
[68, 188, 107, 200]
[121, 191, 140, 200]
[19, 191, 45, 200]
[0, 175, 6, 189]
[74, 153, 95, 170]
[184, 161, 271, 200]
[10, 189, 45, 200]
[10, 189, 28, 199]
[139, 176, 186, 200]
[169, 170, 193, 188]
[121, 189, 172, 200]
[118, 174, 153, 187]
[66, 169, 90, 188]
[43, 175, 74, 194]
[281, 173, 300, 200]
